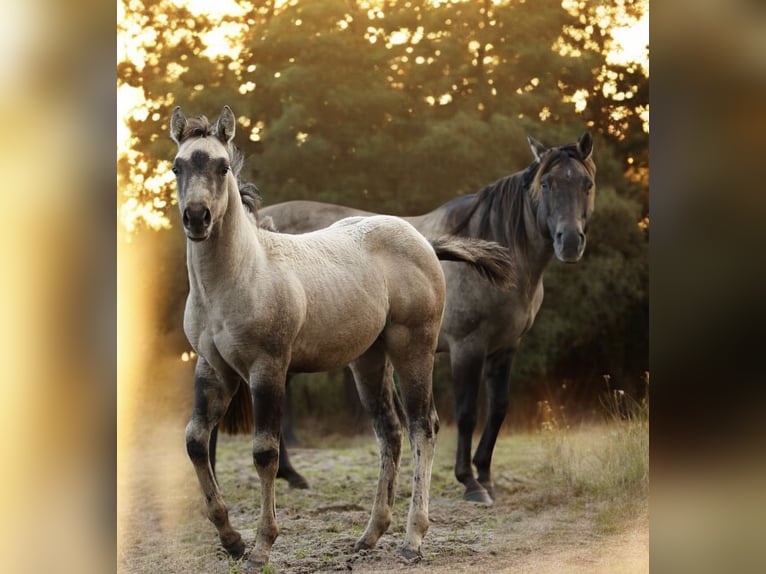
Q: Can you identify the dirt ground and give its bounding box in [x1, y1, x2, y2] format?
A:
[117, 422, 647, 573]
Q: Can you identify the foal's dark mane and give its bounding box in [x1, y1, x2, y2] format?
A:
[449, 143, 594, 256]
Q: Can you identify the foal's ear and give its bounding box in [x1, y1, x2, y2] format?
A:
[215, 105, 236, 143]
[577, 131, 593, 161]
[527, 135, 547, 163]
[170, 106, 187, 145]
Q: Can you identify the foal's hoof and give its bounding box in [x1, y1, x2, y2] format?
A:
[353, 539, 373, 553]
[223, 535, 246, 559]
[464, 487, 494, 505]
[242, 558, 267, 572]
[397, 545, 422, 562]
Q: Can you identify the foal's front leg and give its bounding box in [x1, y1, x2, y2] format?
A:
[244, 361, 287, 570]
[185, 357, 246, 558]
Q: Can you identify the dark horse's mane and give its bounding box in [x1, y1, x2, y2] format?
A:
[449, 143, 593, 256]
[181, 115, 269, 225]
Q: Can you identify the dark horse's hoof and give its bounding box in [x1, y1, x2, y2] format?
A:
[287, 473, 310, 489]
[277, 470, 310, 489]
[464, 487, 494, 505]
[479, 481, 496, 501]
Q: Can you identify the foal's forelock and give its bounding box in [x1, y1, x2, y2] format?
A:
[177, 116, 246, 179]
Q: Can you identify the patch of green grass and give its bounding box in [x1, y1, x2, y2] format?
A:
[321, 553, 336, 564]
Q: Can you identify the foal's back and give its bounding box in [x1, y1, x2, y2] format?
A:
[259, 215, 446, 373]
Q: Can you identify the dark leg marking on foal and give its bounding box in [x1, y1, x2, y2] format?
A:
[253, 448, 279, 468]
[186, 437, 207, 464]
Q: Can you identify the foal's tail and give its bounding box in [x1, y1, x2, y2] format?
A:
[219, 381, 254, 435]
[430, 237, 516, 290]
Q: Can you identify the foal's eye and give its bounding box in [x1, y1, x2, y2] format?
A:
[220, 166, 230, 176]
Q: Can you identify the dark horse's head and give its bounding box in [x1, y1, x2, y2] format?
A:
[528, 132, 595, 263]
[169, 105, 243, 242]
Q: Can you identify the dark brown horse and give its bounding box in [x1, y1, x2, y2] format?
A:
[257, 133, 596, 504]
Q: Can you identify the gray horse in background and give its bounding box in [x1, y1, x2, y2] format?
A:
[257, 132, 597, 504]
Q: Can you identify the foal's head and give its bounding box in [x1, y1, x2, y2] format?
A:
[528, 132, 596, 263]
[169, 105, 239, 242]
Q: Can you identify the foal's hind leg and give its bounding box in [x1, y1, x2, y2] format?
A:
[185, 357, 246, 558]
[473, 349, 514, 500]
[349, 343, 403, 552]
[387, 327, 440, 560]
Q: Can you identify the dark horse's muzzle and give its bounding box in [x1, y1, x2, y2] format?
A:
[183, 203, 212, 241]
[554, 226, 586, 263]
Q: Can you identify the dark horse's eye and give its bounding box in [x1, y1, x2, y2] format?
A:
[172, 165, 180, 175]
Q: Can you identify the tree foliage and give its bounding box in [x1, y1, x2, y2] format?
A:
[118, 0, 649, 410]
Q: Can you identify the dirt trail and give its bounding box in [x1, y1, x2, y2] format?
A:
[118, 423, 647, 573]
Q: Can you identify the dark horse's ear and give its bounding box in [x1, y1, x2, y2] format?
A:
[527, 135, 547, 163]
[214, 105, 236, 143]
[577, 131, 593, 161]
[170, 106, 187, 145]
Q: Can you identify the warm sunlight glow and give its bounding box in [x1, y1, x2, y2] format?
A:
[608, 13, 649, 73]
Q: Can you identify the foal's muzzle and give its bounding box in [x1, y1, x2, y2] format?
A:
[182, 205, 212, 241]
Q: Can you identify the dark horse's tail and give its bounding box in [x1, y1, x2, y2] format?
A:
[219, 382, 253, 435]
[430, 237, 515, 290]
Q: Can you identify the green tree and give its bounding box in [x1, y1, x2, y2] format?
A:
[118, 0, 649, 418]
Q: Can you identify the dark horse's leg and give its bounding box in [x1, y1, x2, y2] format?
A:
[450, 347, 493, 504]
[277, 375, 310, 488]
[282, 374, 298, 446]
[276, 434, 309, 488]
[185, 357, 246, 558]
[472, 349, 514, 500]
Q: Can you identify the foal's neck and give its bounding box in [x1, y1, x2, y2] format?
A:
[186, 178, 259, 293]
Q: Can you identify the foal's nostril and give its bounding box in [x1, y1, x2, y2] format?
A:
[183, 206, 211, 231]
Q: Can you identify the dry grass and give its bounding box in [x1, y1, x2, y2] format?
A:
[118, 378, 649, 573]
[537, 373, 649, 533]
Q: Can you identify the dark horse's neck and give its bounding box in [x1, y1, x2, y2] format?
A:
[447, 162, 552, 278]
